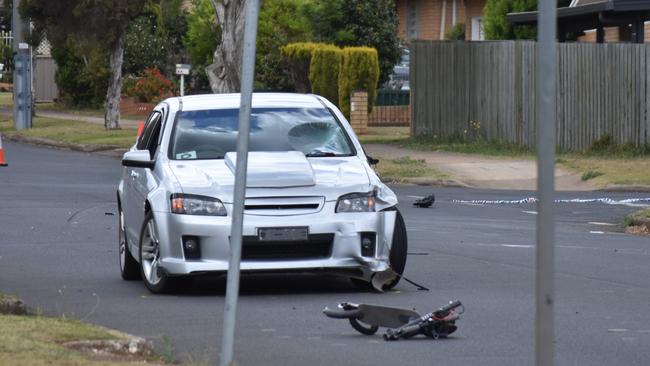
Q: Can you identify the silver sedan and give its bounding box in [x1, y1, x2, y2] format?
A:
[117, 93, 408, 293]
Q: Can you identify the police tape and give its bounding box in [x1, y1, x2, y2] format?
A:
[452, 197, 650, 205]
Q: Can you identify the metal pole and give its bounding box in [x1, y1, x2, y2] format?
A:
[536, 1, 556, 366]
[180, 75, 185, 97]
[219, 1, 260, 365]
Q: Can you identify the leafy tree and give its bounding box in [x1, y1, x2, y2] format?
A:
[184, 0, 220, 91]
[124, 16, 169, 76]
[305, 0, 400, 85]
[21, 0, 151, 129]
[0, 1, 11, 32]
[484, 0, 572, 40]
[256, 0, 313, 90]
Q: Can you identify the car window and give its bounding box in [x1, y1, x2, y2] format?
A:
[137, 112, 162, 151]
[169, 107, 355, 160]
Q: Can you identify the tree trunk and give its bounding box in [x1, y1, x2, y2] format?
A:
[104, 30, 126, 130]
[207, 0, 247, 93]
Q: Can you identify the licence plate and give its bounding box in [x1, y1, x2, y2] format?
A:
[258, 227, 309, 242]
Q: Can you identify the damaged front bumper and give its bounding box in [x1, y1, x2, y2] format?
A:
[151, 202, 397, 281]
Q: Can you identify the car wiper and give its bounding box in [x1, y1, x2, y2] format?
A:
[306, 151, 338, 157]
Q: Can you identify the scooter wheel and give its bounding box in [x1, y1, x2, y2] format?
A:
[349, 318, 379, 335]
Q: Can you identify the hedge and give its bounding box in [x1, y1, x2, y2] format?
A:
[280, 42, 319, 93]
[338, 47, 380, 118]
[309, 44, 342, 105]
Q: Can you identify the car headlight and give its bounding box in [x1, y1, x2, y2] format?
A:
[336, 192, 376, 213]
[170, 194, 227, 216]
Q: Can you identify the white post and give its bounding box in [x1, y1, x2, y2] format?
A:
[219, 1, 260, 366]
[536, 1, 556, 365]
[180, 75, 185, 97]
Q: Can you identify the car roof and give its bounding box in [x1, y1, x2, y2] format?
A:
[165, 93, 326, 112]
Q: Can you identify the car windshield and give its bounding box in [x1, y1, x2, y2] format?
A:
[170, 107, 355, 160]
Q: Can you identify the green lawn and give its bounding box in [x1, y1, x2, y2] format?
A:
[0, 116, 138, 149]
[0, 92, 13, 107]
[374, 156, 450, 183]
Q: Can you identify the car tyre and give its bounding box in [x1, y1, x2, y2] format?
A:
[351, 209, 408, 291]
[119, 208, 140, 280]
[139, 211, 175, 293]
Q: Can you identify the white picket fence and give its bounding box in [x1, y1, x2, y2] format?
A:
[0, 30, 12, 47]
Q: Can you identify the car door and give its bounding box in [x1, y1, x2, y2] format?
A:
[123, 111, 163, 247]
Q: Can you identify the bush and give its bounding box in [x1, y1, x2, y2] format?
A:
[338, 47, 380, 118]
[133, 67, 174, 103]
[445, 23, 465, 40]
[51, 39, 108, 108]
[256, 0, 313, 91]
[281, 42, 319, 92]
[309, 44, 342, 104]
[122, 76, 138, 97]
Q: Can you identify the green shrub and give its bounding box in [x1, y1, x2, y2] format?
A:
[309, 44, 342, 104]
[133, 67, 174, 103]
[581, 170, 604, 181]
[445, 23, 465, 40]
[51, 39, 108, 108]
[122, 76, 138, 97]
[281, 42, 319, 92]
[338, 46, 380, 118]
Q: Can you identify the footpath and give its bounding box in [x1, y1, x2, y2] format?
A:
[365, 143, 597, 191]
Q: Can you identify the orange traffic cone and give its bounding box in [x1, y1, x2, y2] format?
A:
[0, 134, 7, 167]
[136, 121, 145, 139]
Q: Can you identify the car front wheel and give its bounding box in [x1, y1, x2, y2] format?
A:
[139, 211, 175, 293]
[351, 209, 408, 291]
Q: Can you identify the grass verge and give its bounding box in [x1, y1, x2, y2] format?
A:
[0, 116, 137, 149]
[358, 127, 533, 157]
[0, 92, 13, 107]
[0, 314, 158, 365]
[559, 155, 650, 186]
[374, 156, 450, 183]
[624, 208, 650, 235]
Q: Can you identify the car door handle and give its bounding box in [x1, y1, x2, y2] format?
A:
[130, 171, 140, 179]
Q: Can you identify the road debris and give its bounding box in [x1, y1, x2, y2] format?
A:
[413, 194, 435, 208]
[323, 300, 463, 340]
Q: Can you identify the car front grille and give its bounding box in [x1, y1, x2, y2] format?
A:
[241, 233, 334, 260]
[244, 196, 324, 216]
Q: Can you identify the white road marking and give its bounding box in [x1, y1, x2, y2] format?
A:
[261, 328, 276, 332]
[522, 210, 538, 215]
[501, 244, 533, 248]
[589, 222, 616, 226]
[590, 231, 605, 234]
[608, 329, 628, 333]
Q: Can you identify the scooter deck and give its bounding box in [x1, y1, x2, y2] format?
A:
[357, 304, 420, 328]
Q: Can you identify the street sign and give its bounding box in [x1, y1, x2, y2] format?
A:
[175, 64, 191, 75]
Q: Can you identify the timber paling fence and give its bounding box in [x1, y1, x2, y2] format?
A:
[411, 41, 650, 151]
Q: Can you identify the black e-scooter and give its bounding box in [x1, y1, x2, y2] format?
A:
[323, 300, 463, 340]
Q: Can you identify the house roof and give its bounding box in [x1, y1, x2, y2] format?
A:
[506, 0, 650, 25]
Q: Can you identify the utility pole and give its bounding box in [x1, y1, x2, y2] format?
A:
[12, 0, 32, 130]
[535, 1, 557, 365]
[219, 1, 260, 366]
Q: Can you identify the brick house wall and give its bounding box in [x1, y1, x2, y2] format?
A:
[465, 0, 486, 40]
[396, 0, 484, 41]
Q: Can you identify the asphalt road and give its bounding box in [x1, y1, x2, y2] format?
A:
[1, 140, 649, 365]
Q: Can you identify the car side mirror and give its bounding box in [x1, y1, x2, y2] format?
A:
[367, 155, 379, 166]
[122, 150, 155, 169]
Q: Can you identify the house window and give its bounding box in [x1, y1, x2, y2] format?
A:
[471, 16, 485, 41]
[406, 0, 419, 41]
